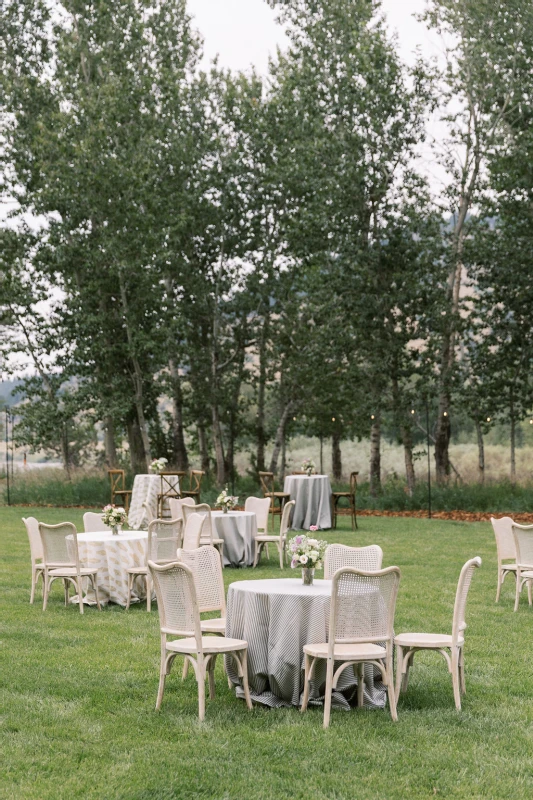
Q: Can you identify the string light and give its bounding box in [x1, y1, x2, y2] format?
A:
[411, 409, 415, 415]
[486, 417, 491, 423]
[371, 414, 375, 420]
[332, 417, 335, 422]
[443, 411, 448, 417]
[293, 417, 296, 421]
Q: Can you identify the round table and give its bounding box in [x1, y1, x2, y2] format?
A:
[225, 578, 387, 709]
[211, 511, 257, 568]
[283, 474, 332, 530]
[128, 474, 180, 529]
[67, 530, 148, 606]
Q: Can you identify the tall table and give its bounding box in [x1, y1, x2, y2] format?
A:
[128, 474, 180, 529]
[283, 474, 332, 530]
[211, 510, 257, 568]
[225, 578, 386, 709]
[67, 530, 148, 605]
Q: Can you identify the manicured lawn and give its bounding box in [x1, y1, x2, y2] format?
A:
[2, 507, 533, 799]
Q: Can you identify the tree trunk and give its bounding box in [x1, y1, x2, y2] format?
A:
[211, 403, 226, 487]
[198, 424, 210, 473]
[510, 391, 516, 484]
[269, 401, 294, 475]
[400, 423, 416, 496]
[62, 421, 71, 479]
[280, 427, 287, 482]
[473, 419, 485, 484]
[127, 416, 148, 475]
[332, 429, 342, 482]
[103, 414, 118, 468]
[369, 414, 381, 496]
[256, 314, 268, 473]
[168, 357, 188, 470]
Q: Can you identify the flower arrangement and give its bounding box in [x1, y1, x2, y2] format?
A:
[289, 527, 327, 584]
[301, 458, 316, 476]
[102, 504, 128, 532]
[216, 487, 239, 513]
[149, 457, 168, 474]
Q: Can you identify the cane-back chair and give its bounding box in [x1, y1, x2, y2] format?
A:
[491, 516, 519, 603]
[182, 503, 224, 563]
[182, 513, 205, 551]
[180, 469, 205, 503]
[301, 566, 401, 728]
[324, 544, 383, 580]
[148, 560, 252, 720]
[125, 518, 182, 612]
[253, 499, 295, 568]
[168, 497, 195, 524]
[22, 516, 44, 604]
[259, 471, 291, 531]
[83, 512, 111, 532]
[39, 522, 101, 614]
[108, 469, 132, 512]
[244, 496, 271, 534]
[331, 471, 358, 530]
[395, 556, 481, 710]
[511, 523, 533, 611]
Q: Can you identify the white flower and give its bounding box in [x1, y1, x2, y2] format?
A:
[307, 538, 318, 547]
[300, 554, 308, 565]
[310, 550, 319, 562]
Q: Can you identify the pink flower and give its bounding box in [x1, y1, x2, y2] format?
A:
[309, 525, 318, 532]
[295, 536, 303, 545]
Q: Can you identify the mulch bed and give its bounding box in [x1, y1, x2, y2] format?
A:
[357, 509, 533, 523]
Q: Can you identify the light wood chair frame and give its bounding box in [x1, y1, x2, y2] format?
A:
[83, 512, 111, 533]
[259, 471, 291, 532]
[324, 544, 383, 580]
[491, 516, 520, 602]
[39, 522, 101, 614]
[182, 503, 225, 564]
[108, 469, 132, 512]
[331, 471, 359, 530]
[395, 556, 481, 710]
[148, 560, 252, 720]
[511, 523, 533, 611]
[301, 566, 401, 728]
[23, 516, 45, 604]
[253, 499, 295, 569]
[126, 518, 182, 612]
[157, 471, 186, 518]
[180, 469, 205, 503]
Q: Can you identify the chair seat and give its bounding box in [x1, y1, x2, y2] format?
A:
[519, 569, 533, 579]
[502, 563, 517, 571]
[166, 636, 247, 654]
[201, 617, 226, 634]
[256, 535, 281, 543]
[303, 641, 386, 660]
[265, 492, 290, 498]
[127, 565, 148, 575]
[395, 632, 463, 649]
[49, 567, 98, 577]
[200, 538, 224, 546]
[332, 492, 352, 498]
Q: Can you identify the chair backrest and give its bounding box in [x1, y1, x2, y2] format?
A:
[182, 513, 205, 550]
[22, 517, 43, 563]
[168, 497, 196, 523]
[159, 471, 185, 501]
[83, 512, 110, 532]
[329, 567, 400, 650]
[451, 557, 482, 645]
[148, 560, 202, 643]
[258, 471, 275, 495]
[244, 496, 271, 533]
[147, 518, 182, 564]
[291, 471, 306, 475]
[39, 522, 79, 568]
[280, 499, 295, 538]
[491, 516, 517, 562]
[512, 523, 533, 569]
[176, 546, 226, 615]
[349, 471, 359, 494]
[188, 469, 205, 493]
[183, 503, 213, 544]
[324, 544, 383, 580]
[108, 469, 125, 493]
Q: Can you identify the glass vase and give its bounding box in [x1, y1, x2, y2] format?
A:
[223, 507, 228, 514]
[111, 525, 119, 536]
[302, 568, 315, 586]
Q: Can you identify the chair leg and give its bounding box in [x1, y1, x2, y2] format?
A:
[253, 543, 262, 569]
[30, 569, 37, 605]
[240, 649, 253, 710]
[395, 645, 404, 701]
[323, 658, 334, 729]
[301, 653, 311, 712]
[528, 580, 532, 606]
[197, 662, 206, 722]
[126, 573, 133, 611]
[459, 647, 466, 695]
[386, 653, 398, 721]
[451, 648, 461, 710]
[514, 570, 521, 612]
[207, 656, 217, 700]
[146, 573, 151, 613]
[156, 646, 167, 710]
[77, 578, 84, 614]
[92, 574, 102, 611]
[64, 578, 70, 607]
[279, 541, 284, 569]
[496, 568, 503, 603]
[42, 571, 50, 611]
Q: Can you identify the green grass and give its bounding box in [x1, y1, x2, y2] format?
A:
[2, 508, 533, 799]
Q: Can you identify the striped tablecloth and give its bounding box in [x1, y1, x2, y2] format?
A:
[283, 474, 332, 530]
[211, 510, 257, 568]
[225, 578, 386, 710]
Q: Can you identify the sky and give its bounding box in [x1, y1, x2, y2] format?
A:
[187, 0, 437, 74]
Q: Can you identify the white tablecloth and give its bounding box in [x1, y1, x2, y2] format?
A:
[283, 474, 332, 530]
[211, 511, 257, 568]
[128, 474, 179, 529]
[67, 531, 147, 606]
[225, 578, 386, 709]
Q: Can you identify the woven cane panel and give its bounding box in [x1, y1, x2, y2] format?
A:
[453, 559, 480, 636]
[333, 571, 397, 642]
[177, 546, 224, 613]
[324, 544, 383, 580]
[151, 564, 197, 634]
[513, 526, 533, 567]
[40, 523, 77, 564]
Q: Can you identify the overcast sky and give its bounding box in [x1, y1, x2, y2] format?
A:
[188, 0, 438, 74]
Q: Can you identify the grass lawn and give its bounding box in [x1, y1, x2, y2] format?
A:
[2, 507, 533, 799]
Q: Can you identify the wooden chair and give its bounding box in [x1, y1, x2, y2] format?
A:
[22, 516, 44, 604]
[259, 471, 290, 532]
[181, 469, 205, 503]
[147, 560, 253, 720]
[125, 518, 182, 612]
[168, 497, 196, 524]
[301, 566, 401, 728]
[182, 503, 225, 565]
[253, 499, 295, 569]
[324, 544, 383, 579]
[491, 516, 519, 602]
[39, 522, 101, 614]
[83, 512, 111, 532]
[108, 469, 132, 512]
[511, 523, 533, 611]
[331, 471, 358, 530]
[395, 557, 481, 710]
[157, 471, 186, 517]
